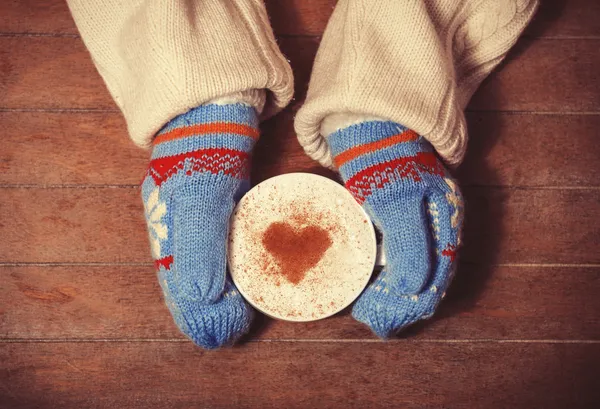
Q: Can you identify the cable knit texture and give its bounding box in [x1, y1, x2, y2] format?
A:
[141, 103, 258, 349]
[295, 0, 539, 168]
[328, 121, 464, 338]
[67, 0, 293, 148]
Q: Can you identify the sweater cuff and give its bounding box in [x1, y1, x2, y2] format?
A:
[68, 0, 293, 148]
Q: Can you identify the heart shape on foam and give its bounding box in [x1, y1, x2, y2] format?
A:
[262, 222, 333, 284]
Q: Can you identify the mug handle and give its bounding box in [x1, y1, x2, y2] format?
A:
[375, 243, 386, 267]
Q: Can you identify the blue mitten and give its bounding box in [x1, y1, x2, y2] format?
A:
[327, 121, 464, 338]
[141, 103, 258, 349]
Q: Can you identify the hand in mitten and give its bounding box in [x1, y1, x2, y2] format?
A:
[142, 103, 259, 348]
[327, 121, 464, 338]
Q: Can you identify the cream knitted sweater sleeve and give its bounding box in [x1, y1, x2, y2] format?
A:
[295, 0, 538, 168]
[67, 0, 294, 148]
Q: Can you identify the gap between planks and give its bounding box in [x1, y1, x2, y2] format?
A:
[1, 338, 598, 344]
[2, 185, 600, 190]
[2, 262, 599, 268]
[2, 108, 600, 115]
[2, 32, 600, 40]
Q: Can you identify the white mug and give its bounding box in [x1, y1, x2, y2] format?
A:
[228, 172, 385, 322]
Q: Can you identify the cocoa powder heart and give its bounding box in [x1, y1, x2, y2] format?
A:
[262, 221, 333, 284]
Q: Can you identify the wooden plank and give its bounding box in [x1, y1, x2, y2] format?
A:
[0, 265, 179, 340]
[0, 0, 76, 35]
[3, 110, 599, 187]
[1, 264, 598, 341]
[0, 37, 115, 109]
[468, 38, 600, 112]
[2, 36, 600, 112]
[528, 0, 600, 38]
[0, 187, 148, 264]
[458, 112, 600, 187]
[0, 342, 598, 408]
[0, 187, 599, 264]
[461, 188, 600, 264]
[2, 0, 600, 38]
[0, 112, 146, 185]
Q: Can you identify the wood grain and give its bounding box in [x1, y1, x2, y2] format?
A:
[458, 112, 600, 187]
[3, 110, 599, 187]
[1, 187, 599, 264]
[468, 38, 600, 112]
[0, 187, 147, 264]
[527, 0, 600, 38]
[0, 112, 145, 185]
[2, 36, 600, 112]
[1, 264, 598, 341]
[1, 342, 598, 409]
[0, 0, 75, 35]
[0, 37, 115, 109]
[2, 0, 600, 38]
[461, 187, 600, 264]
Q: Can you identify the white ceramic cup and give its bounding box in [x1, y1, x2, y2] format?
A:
[228, 173, 383, 322]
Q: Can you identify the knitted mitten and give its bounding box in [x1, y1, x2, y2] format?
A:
[327, 121, 464, 338]
[141, 103, 258, 349]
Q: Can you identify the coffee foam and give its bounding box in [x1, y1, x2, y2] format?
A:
[228, 173, 376, 322]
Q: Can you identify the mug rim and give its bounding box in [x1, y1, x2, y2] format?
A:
[228, 172, 377, 322]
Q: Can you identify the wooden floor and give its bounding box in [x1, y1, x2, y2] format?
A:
[1, 0, 600, 408]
